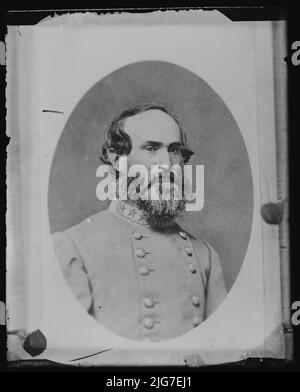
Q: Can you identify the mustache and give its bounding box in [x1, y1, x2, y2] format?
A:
[117, 165, 194, 203]
[128, 171, 183, 201]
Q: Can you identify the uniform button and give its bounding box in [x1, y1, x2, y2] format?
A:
[143, 297, 155, 308]
[144, 317, 154, 329]
[138, 265, 150, 276]
[193, 317, 201, 327]
[179, 231, 187, 240]
[135, 248, 146, 258]
[188, 263, 197, 273]
[192, 296, 200, 307]
[185, 246, 193, 256]
[133, 231, 143, 240]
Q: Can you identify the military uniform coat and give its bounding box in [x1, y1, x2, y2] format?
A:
[52, 200, 227, 342]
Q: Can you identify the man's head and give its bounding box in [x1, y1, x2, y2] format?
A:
[100, 104, 194, 228]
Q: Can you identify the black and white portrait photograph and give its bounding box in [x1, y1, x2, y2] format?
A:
[5, 8, 292, 369]
[48, 60, 253, 343]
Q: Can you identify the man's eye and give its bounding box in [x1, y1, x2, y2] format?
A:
[169, 145, 181, 154]
[145, 145, 157, 152]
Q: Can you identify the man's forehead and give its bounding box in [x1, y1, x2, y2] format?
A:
[123, 109, 181, 142]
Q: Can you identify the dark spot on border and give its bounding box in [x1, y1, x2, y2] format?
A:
[260, 202, 284, 225]
[23, 329, 47, 357]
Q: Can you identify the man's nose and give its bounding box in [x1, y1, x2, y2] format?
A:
[156, 148, 171, 167]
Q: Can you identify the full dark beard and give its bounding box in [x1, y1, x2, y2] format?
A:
[125, 168, 187, 229]
[135, 197, 186, 230]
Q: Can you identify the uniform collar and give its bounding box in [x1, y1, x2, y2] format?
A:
[109, 200, 149, 226]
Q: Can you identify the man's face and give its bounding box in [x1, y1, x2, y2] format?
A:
[122, 109, 187, 228]
[124, 109, 184, 169]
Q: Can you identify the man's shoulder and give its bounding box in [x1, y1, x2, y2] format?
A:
[54, 208, 123, 243]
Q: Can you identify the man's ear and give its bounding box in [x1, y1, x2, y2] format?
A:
[107, 149, 120, 171]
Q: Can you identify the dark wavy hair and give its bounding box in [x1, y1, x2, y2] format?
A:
[100, 103, 194, 166]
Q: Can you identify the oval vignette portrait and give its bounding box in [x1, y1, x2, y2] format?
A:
[48, 61, 253, 342]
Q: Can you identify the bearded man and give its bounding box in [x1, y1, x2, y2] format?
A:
[52, 103, 227, 342]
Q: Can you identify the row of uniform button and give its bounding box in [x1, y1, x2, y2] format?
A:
[135, 246, 193, 259]
[142, 295, 199, 309]
[132, 230, 201, 330]
[136, 260, 196, 276]
[179, 231, 199, 276]
[133, 230, 190, 242]
[141, 295, 202, 330]
[133, 232, 151, 277]
[179, 231, 198, 274]
[183, 233, 201, 325]
[132, 232, 157, 330]
[133, 230, 188, 241]
[133, 231, 197, 275]
[132, 233, 152, 277]
[142, 294, 201, 330]
[143, 316, 202, 329]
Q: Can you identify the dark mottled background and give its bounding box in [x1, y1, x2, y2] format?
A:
[48, 61, 253, 291]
